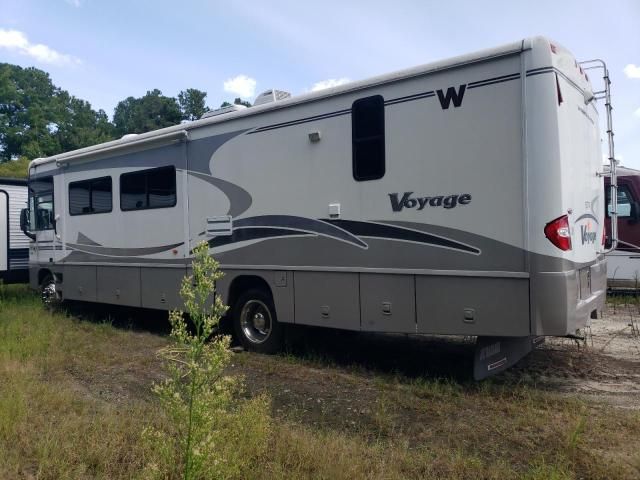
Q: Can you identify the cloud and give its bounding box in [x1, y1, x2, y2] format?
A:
[624, 64, 640, 79]
[65, 0, 83, 6]
[634, 107, 640, 118]
[223, 75, 257, 98]
[310, 78, 351, 92]
[0, 29, 81, 66]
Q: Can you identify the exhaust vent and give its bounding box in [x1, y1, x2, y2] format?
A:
[253, 89, 291, 107]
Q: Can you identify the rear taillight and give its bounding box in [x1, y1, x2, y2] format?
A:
[602, 228, 606, 246]
[544, 215, 572, 251]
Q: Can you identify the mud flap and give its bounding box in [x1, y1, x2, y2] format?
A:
[473, 336, 545, 380]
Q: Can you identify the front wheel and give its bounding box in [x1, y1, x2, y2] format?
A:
[233, 289, 283, 354]
[40, 273, 60, 308]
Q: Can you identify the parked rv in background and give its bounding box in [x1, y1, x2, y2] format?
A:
[22, 37, 615, 379]
[605, 165, 640, 288]
[0, 178, 29, 283]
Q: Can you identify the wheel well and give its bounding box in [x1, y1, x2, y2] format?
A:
[38, 269, 53, 286]
[220, 275, 273, 335]
[226, 275, 273, 311]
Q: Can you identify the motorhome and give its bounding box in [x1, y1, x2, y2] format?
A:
[605, 165, 640, 288]
[0, 178, 29, 283]
[22, 37, 613, 379]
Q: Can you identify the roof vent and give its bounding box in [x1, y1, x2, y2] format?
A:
[253, 89, 291, 107]
[200, 104, 248, 119]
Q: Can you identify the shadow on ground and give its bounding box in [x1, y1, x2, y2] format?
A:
[281, 326, 476, 381]
[59, 300, 173, 335]
[58, 299, 477, 381]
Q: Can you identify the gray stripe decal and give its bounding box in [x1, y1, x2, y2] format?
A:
[525, 66, 585, 95]
[66, 242, 183, 257]
[234, 215, 368, 249]
[327, 218, 481, 255]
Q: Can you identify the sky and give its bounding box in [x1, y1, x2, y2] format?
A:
[0, 0, 639, 167]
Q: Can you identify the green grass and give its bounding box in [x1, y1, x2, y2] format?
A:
[0, 157, 29, 179]
[1, 284, 639, 479]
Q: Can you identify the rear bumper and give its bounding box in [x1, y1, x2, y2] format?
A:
[532, 256, 606, 336]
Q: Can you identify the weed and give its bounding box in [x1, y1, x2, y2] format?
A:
[144, 241, 271, 479]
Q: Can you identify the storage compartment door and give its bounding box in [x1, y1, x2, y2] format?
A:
[294, 272, 360, 330]
[416, 276, 529, 336]
[97, 266, 141, 307]
[360, 274, 416, 333]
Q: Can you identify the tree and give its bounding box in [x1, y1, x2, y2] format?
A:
[53, 92, 115, 152]
[113, 89, 182, 136]
[219, 97, 252, 109]
[0, 64, 61, 161]
[178, 88, 209, 121]
[234, 97, 252, 108]
[0, 63, 117, 162]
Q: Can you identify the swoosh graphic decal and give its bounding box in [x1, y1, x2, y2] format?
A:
[76, 232, 101, 246]
[575, 213, 599, 224]
[66, 242, 183, 257]
[234, 215, 368, 249]
[325, 219, 481, 255]
[186, 171, 252, 217]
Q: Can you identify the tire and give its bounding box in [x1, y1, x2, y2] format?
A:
[40, 273, 60, 308]
[233, 289, 283, 354]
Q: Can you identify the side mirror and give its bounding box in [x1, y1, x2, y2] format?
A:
[20, 208, 36, 241]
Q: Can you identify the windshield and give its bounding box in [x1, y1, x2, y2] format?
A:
[29, 176, 55, 231]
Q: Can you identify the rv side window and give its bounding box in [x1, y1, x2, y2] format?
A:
[606, 185, 633, 218]
[120, 166, 176, 211]
[29, 176, 54, 231]
[69, 176, 112, 215]
[352, 95, 385, 181]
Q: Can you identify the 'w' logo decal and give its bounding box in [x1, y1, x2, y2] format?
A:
[436, 84, 467, 109]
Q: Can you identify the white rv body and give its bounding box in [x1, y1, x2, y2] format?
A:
[0, 178, 29, 283]
[26, 37, 606, 375]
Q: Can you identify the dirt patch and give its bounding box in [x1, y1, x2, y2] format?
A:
[498, 304, 640, 409]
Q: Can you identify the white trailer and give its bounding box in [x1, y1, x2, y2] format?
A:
[0, 178, 29, 283]
[604, 165, 640, 288]
[23, 37, 612, 378]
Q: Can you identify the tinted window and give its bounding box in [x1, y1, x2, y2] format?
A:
[607, 184, 634, 218]
[120, 166, 176, 211]
[352, 95, 385, 181]
[69, 176, 112, 215]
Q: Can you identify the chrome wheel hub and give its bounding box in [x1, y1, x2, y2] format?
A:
[240, 300, 272, 344]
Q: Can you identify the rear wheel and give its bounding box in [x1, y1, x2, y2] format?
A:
[233, 289, 283, 354]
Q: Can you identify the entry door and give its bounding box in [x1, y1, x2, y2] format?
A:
[29, 176, 61, 265]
